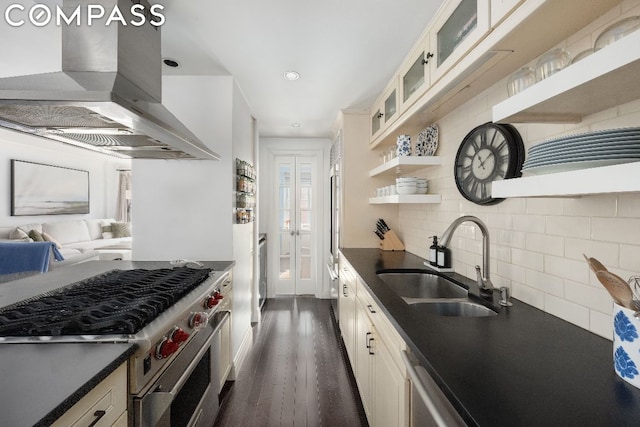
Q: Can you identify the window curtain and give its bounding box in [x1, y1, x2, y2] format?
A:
[117, 170, 132, 222]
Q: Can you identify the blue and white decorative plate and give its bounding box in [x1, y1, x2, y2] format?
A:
[416, 124, 438, 156]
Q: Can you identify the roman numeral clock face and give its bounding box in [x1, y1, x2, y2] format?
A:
[454, 123, 524, 205]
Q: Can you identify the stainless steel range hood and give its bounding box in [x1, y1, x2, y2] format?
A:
[0, 0, 219, 160]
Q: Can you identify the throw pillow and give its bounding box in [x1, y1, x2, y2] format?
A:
[101, 224, 113, 239]
[28, 229, 45, 242]
[42, 232, 62, 249]
[9, 227, 29, 240]
[111, 222, 131, 238]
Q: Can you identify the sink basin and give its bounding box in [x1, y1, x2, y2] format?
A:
[377, 271, 468, 299]
[411, 299, 498, 317]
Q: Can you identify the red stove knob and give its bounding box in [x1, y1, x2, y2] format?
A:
[155, 337, 179, 359]
[189, 312, 209, 329]
[172, 327, 190, 344]
[205, 295, 220, 309]
[214, 291, 224, 300]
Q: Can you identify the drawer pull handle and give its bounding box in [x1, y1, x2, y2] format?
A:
[88, 410, 106, 427]
[366, 304, 376, 314]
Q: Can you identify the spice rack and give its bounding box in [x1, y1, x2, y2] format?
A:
[235, 158, 256, 224]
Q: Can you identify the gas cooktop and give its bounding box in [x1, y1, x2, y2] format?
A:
[0, 267, 213, 336]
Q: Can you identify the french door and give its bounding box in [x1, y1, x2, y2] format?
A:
[274, 155, 317, 295]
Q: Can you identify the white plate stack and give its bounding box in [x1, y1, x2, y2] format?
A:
[523, 127, 640, 175]
[396, 177, 428, 195]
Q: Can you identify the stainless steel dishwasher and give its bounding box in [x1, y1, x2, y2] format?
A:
[401, 350, 467, 427]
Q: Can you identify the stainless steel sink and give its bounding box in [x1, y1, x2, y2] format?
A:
[377, 271, 468, 299]
[411, 299, 498, 317]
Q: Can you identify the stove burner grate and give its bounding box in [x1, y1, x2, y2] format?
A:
[0, 267, 212, 336]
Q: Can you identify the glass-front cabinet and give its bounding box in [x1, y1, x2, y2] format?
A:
[398, 35, 432, 113]
[430, 0, 490, 83]
[370, 79, 399, 140]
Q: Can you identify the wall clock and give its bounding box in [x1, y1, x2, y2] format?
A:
[454, 122, 524, 205]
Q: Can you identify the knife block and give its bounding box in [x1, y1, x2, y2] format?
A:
[380, 230, 405, 251]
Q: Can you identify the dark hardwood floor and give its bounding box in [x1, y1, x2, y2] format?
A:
[213, 297, 368, 427]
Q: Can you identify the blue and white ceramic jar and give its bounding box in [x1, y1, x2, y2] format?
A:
[396, 134, 411, 156]
[613, 303, 640, 389]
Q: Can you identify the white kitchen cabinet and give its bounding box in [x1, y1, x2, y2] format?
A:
[354, 277, 408, 427]
[490, 0, 524, 27]
[51, 363, 127, 427]
[398, 34, 433, 114]
[429, 0, 490, 83]
[355, 297, 374, 420]
[371, 79, 400, 140]
[338, 253, 357, 367]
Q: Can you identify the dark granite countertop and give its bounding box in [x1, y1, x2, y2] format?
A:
[0, 342, 135, 427]
[340, 248, 640, 426]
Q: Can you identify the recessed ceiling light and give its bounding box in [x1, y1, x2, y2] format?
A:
[291, 123, 301, 128]
[163, 58, 180, 68]
[283, 71, 300, 81]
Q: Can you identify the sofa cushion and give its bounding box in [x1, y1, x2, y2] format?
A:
[14, 223, 43, 236]
[9, 227, 30, 240]
[65, 237, 131, 252]
[42, 220, 91, 245]
[112, 222, 131, 238]
[42, 232, 62, 249]
[28, 229, 45, 242]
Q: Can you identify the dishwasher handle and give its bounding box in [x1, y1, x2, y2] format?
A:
[401, 350, 466, 427]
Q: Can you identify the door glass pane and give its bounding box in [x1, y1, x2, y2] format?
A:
[384, 89, 397, 122]
[403, 53, 425, 102]
[279, 232, 291, 279]
[437, 0, 477, 66]
[371, 109, 381, 135]
[299, 233, 311, 280]
[278, 163, 292, 280]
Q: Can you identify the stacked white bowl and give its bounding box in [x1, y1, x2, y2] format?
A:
[396, 177, 417, 195]
[415, 178, 428, 194]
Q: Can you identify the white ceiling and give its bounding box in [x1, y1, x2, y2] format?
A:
[160, 0, 446, 139]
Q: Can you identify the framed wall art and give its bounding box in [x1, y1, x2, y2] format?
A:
[11, 160, 90, 216]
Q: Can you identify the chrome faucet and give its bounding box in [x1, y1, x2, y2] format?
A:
[440, 215, 495, 294]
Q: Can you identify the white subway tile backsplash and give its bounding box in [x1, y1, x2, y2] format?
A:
[620, 244, 640, 272]
[564, 279, 614, 314]
[544, 255, 590, 283]
[512, 283, 544, 310]
[562, 194, 617, 217]
[526, 233, 564, 256]
[589, 310, 613, 340]
[525, 269, 564, 297]
[545, 216, 590, 239]
[525, 198, 564, 216]
[564, 237, 619, 267]
[618, 193, 640, 218]
[591, 217, 640, 245]
[511, 248, 544, 271]
[544, 294, 590, 330]
[512, 214, 545, 233]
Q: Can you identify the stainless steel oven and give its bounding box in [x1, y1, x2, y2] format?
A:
[135, 310, 230, 427]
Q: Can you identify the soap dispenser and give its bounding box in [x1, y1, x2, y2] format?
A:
[429, 236, 438, 266]
[436, 244, 451, 268]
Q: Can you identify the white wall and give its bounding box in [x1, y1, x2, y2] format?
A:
[395, 3, 640, 340]
[0, 128, 129, 225]
[132, 76, 234, 260]
[231, 80, 256, 357]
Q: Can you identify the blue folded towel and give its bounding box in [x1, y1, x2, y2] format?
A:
[0, 241, 62, 275]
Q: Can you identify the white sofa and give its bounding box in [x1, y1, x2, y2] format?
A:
[0, 219, 131, 269]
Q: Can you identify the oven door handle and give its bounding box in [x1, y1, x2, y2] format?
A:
[210, 310, 231, 334]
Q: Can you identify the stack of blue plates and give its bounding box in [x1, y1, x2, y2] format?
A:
[522, 127, 640, 175]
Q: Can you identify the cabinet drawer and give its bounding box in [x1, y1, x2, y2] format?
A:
[52, 363, 127, 427]
[356, 279, 406, 373]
